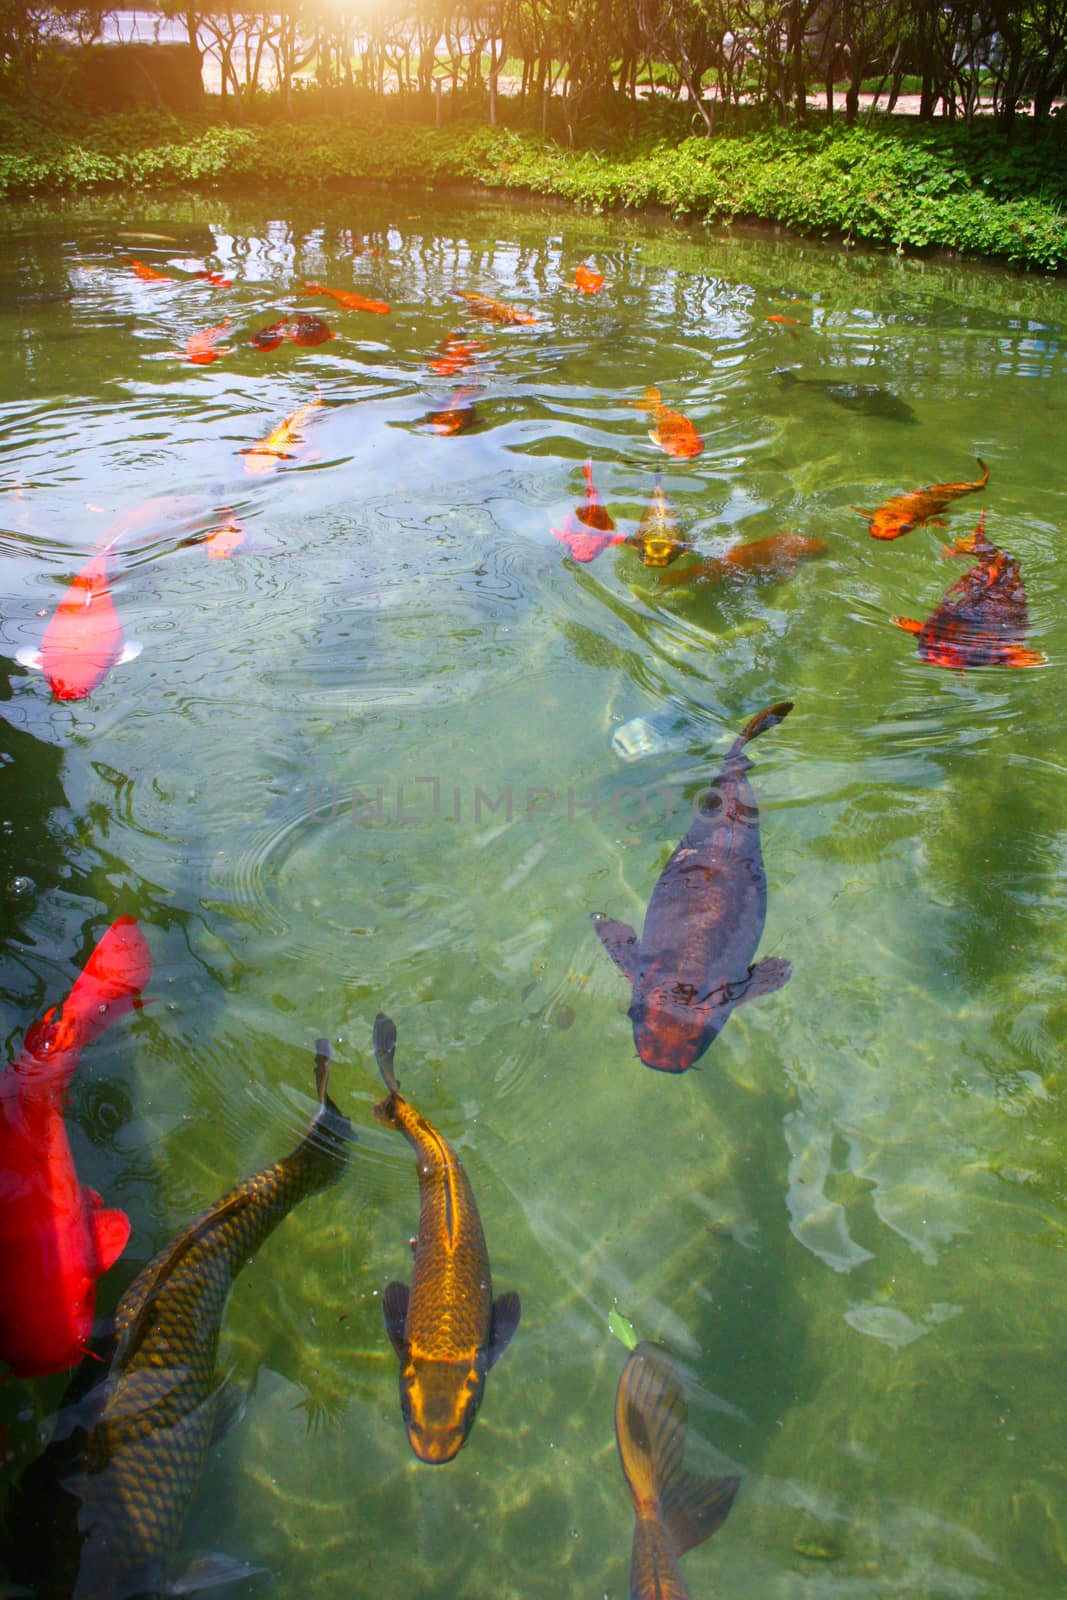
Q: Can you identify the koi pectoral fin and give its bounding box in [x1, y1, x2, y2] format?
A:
[382, 1281, 409, 1359]
[736, 957, 791, 1005]
[88, 1199, 131, 1275]
[118, 641, 143, 665]
[591, 915, 639, 982]
[14, 647, 43, 672]
[891, 614, 923, 634]
[162, 1552, 268, 1594]
[488, 1291, 521, 1369]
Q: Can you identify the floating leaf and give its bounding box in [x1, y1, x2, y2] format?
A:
[608, 1305, 637, 1350]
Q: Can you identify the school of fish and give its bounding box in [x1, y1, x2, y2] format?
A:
[1, 238, 1049, 1600]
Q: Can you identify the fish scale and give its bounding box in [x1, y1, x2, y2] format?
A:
[7, 1053, 351, 1600]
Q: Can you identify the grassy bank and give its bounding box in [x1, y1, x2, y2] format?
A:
[1, 102, 1065, 272]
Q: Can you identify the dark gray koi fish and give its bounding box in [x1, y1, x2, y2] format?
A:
[373, 1012, 520, 1465]
[593, 702, 793, 1072]
[6, 1040, 351, 1599]
[776, 368, 917, 423]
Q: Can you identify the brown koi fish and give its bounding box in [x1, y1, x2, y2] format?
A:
[629, 388, 703, 460]
[656, 532, 826, 590]
[455, 289, 536, 326]
[372, 1013, 520, 1464]
[892, 511, 1044, 669]
[628, 477, 690, 568]
[552, 461, 625, 562]
[616, 1342, 739, 1600]
[239, 399, 324, 476]
[301, 282, 390, 315]
[854, 458, 989, 541]
[593, 702, 793, 1072]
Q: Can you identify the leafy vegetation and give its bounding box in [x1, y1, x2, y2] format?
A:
[1, 104, 1063, 272]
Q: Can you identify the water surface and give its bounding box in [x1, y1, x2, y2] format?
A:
[2, 192, 1067, 1598]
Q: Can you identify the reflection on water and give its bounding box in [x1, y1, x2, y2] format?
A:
[1, 193, 1067, 1597]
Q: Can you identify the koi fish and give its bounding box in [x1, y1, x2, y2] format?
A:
[552, 461, 625, 563]
[239, 398, 324, 476]
[301, 281, 390, 314]
[372, 1013, 520, 1464]
[854, 458, 989, 540]
[593, 702, 793, 1072]
[202, 511, 248, 559]
[181, 315, 232, 365]
[0, 917, 151, 1379]
[426, 385, 480, 435]
[193, 268, 233, 288]
[891, 512, 1044, 669]
[6, 1041, 351, 1598]
[775, 369, 916, 422]
[629, 388, 703, 460]
[429, 333, 486, 377]
[627, 477, 689, 568]
[289, 311, 334, 346]
[16, 545, 141, 701]
[616, 1342, 739, 1600]
[122, 256, 173, 283]
[454, 289, 536, 326]
[656, 532, 826, 590]
[249, 318, 290, 352]
[766, 313, 801, 325]
[567, 264, 605, 294]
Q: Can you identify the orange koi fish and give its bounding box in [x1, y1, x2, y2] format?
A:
[629, 387, 703, 460]
[0, 918, 151, 1378]
[656, 532, 826, 590]
[429, 334, 487, 377]
[289, 311, 334, 346]
[766, 314, 801, 325]
[123, 256, 173, 284]
[426, 386, 480, 435]
[854, 459, 989, 541]
[455, 289, 536, 327]
[373, 1014, 520, 1464]
[16, 545, 141, 701]
[182, 316, 232, 365]
[891, 512, 1044, 669]
[552, 462, 625, 563]
[239, 399, 325, 476]
[567, 264, 605, 294]
[627, 477, 689, 568]
[301, 282, 390, 315]
[203, 511, 248, 559]
[616, 1342, 739, 1600]
[193, 268, 233, 288]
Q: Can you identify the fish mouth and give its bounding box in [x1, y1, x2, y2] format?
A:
[407, 1427, 467, 1465]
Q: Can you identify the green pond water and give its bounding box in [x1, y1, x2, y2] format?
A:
[2, 190, 1067, 1599]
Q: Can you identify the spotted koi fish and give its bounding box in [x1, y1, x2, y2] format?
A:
[239, 399, 324, 476]
[454, 289, 536, 326]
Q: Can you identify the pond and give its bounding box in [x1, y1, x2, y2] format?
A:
[1, 190, 1067, 1599]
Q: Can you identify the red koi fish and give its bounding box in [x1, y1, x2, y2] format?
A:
[615, 1342, 739, 1600]
[629, 387, 703, 460]
[182, 316, 232, 365]
[426, 386, 480, 435]
[123, 256, 173, 284]
[854, 459, 989, 541]
[0, 917, 151, 1378]
[289, 312, 334, 346]
[455, 289, 536, 327]
[891, 512, 1044, 669]
[627, 478, 689, 568]
[567, 264, 605, 295]
[239, 399, 324, 476]
[301, 282, 390, 315]
[593, 702, 793, 1072]
[193, 269, 233, 288]
[203, 511, 248, 559]
[250, 318, 290, 352]
[16, 546, 141, 701]
[429, 334, 487, 377]
[552, 462, 625, 563]
[656, 532, 826, 590]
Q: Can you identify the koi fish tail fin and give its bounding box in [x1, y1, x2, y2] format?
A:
[1004, 646, 1046, 668]
[371, 1012, 402, 1120]
[626, 385, 661, 414]
[581, 460, 595, 495]
[311, 1038, 355, 1153]
[891, 615, 923, 635]
[616, 1343, 740, 1553]
[731, 701, 794, 756]
[975, 457, 989, 488]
